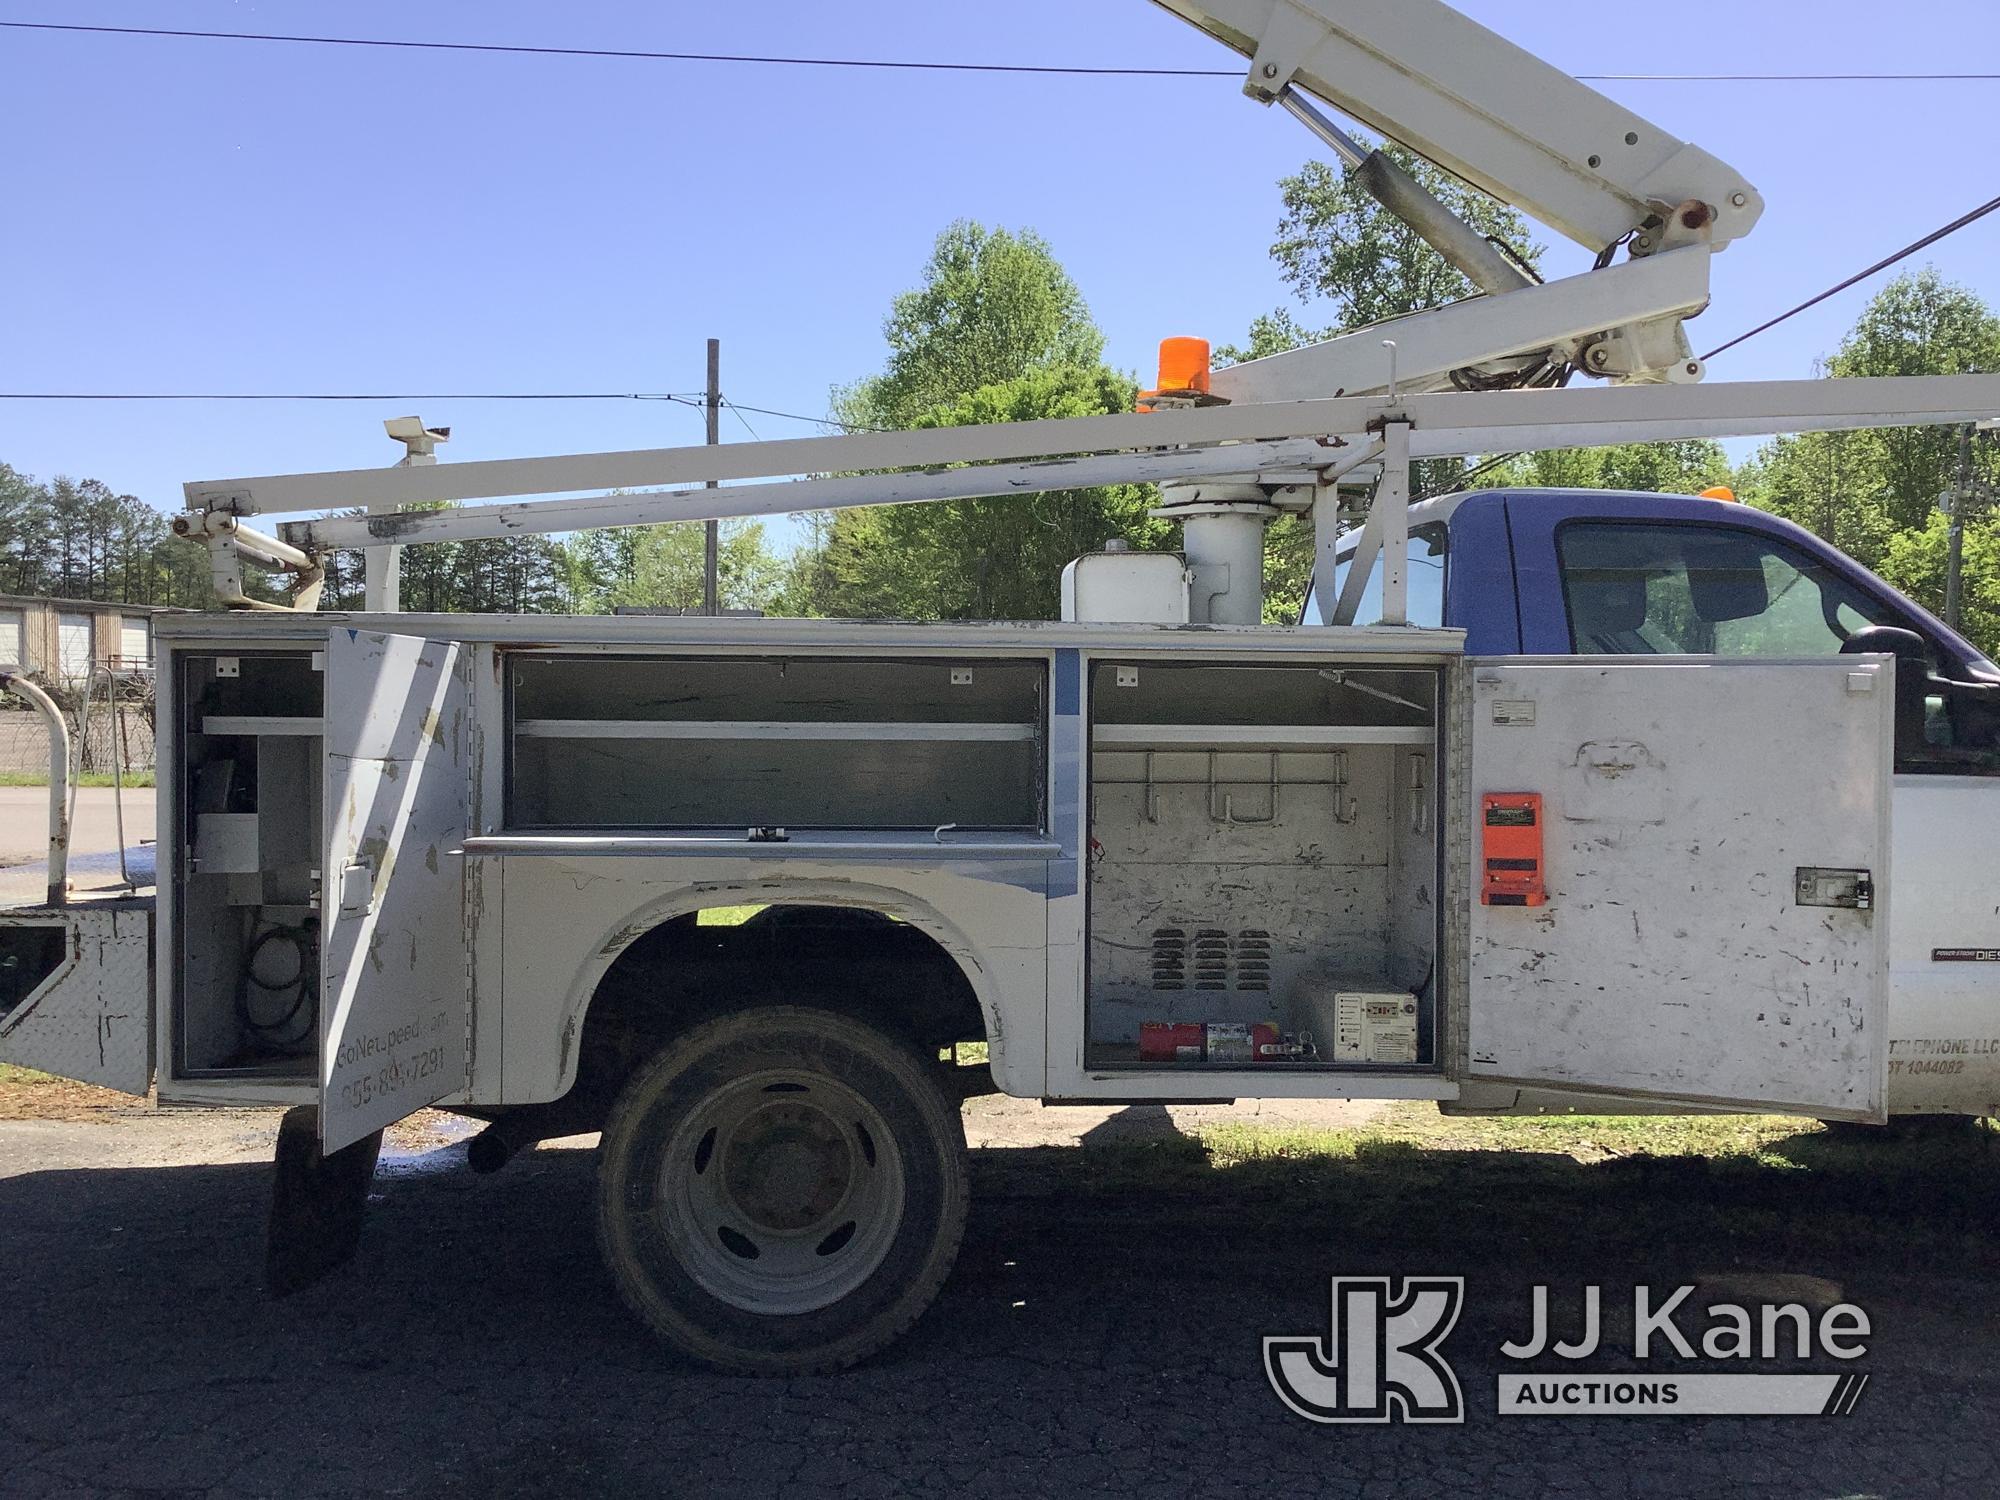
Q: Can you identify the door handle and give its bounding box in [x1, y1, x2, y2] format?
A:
[1795, 867, 1874, 911]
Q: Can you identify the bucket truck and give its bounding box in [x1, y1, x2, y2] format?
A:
[3, 0, 1997, 1373]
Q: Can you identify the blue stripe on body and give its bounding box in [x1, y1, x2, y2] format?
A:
[1049, 649, 1082, 900]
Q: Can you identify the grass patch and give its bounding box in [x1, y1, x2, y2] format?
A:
[1197, 1108, 1814, 1170]
[0, 770, 156, 789]
[984, 1103, 2000, 1269]
[0, 1062, 136, 1119]
[695, 904, 764, 926]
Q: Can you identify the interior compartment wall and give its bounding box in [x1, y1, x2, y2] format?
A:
[1387, 742, 1440, 993]
[508, 654, 1046, 831]
[513, 737, 1041, 829]
[1087, 745, 1397, 1043]
[173, 650, 325, 1076]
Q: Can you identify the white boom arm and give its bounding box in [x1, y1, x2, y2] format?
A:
[1151, 0, 1763, 253]
[1148, 0, 1772, 398]
[181, 376, 2000, 550]
[170, 0, 1999, 620]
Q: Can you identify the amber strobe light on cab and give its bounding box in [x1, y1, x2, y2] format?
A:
[1137, 337, 1219, 411]
[1482, 793, 1546, 907]
[1700, 485, 1738, 502]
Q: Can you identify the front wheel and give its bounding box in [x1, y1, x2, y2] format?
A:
[595, 1006, 969, 1374]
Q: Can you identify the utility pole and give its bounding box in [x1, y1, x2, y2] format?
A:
[704, 338, 721, 616]
[1946, 421, 1972, 632]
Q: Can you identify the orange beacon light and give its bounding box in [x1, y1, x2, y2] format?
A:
[1481, 793, 1546, 907]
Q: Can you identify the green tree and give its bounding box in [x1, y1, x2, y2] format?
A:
[1220, 142, 1549, 613]
[0, 463, 216, 607]
[394, 533, 573, 614]
[612, 520, 782, 613]
[1222, 142, 1544, 362]
[1878, 511, 2000, 655]
[789, 222, 1154, 621]
[312, 505, 580, 614]
[557, 528, 643, 615]
[1745, 270, 2000, 569]
[1735, 417, 1896, 568]
[836, 221, 1105, 430]
[806, 366, 1166, 621]
[1468, 440, 1734, 496]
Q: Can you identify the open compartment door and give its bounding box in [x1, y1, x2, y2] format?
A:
[320, 629, 472, 1151]
[1466, 659, 1892, 1121]
[0, 905, 153, 1095]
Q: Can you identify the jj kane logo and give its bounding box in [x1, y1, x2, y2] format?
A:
[1265, 1278, 1467, 1424]
[1267, 1279, 1872, 1424]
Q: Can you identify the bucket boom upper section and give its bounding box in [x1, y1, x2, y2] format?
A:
[1149, 0, 1764, 254]
[1148, 0, 1768, 397]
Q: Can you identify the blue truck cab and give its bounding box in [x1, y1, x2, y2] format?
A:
[1328, 488, 2000, 1116]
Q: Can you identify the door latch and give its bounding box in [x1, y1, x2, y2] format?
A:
[1795, 867, 1874, 911]
[338, 859, 377, 917]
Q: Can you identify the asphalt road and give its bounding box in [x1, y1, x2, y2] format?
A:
[0, 787, 155, 908]
[2, 1113, 1998, 1500]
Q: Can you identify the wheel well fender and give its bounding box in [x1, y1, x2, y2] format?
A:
[551, 878, 1010, 1098]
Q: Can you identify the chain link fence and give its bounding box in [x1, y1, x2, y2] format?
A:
[0, 670, 157, 778]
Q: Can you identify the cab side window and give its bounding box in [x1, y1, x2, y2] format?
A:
[1558, 521, 2000, 776]
[1558, 522, 1893, 657]
[1322, 524, 1449, 628]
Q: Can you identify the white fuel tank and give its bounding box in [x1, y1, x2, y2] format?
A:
[1060, 545, 1190, 624]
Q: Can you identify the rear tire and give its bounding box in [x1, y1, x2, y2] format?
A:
[595, 1006, 968, 1374]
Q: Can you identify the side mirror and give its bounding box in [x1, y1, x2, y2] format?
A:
[1840, 625, 1930, 666]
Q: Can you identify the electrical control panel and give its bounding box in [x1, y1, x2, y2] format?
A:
[1481, 792, 1545, 907]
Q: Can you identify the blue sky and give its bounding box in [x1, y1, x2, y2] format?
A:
[3, 0, 1997, 552]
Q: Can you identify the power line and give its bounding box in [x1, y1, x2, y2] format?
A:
[720, 400, 884, 433]
[0, 386, 885, 432]
[3, 21, 1995, 83]
[1702, 191, 2000, 360]
[0, 21, 1237, 76]
[0, 390, 698, 401]
[721, 400, 762, 443]
[1416, 450, 1520, 502]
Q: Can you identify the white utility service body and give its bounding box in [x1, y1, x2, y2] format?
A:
[44, 607, 1884, 1151]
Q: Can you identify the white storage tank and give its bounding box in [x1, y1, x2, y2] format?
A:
[1060, 543, 1190, 625]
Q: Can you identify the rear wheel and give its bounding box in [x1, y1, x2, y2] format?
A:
[595, 1006, 968, 1373]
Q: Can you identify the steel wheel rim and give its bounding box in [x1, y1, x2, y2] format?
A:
[660, 1068, 906, 1315]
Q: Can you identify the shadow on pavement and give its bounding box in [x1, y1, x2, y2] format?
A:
[1, 1128, 1997, 1497]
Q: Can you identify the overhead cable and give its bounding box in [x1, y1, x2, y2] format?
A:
[0, 386, 880, 432]
[4, 22, 1995, 83]
[0, 390, 697, 401]
[1703, 191, 2000, 360]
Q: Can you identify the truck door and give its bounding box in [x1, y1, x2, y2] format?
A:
[320, 629, 472, 1152]
[1535, 510, 2000, 1115]
[1466, 658, 1893, 1121]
